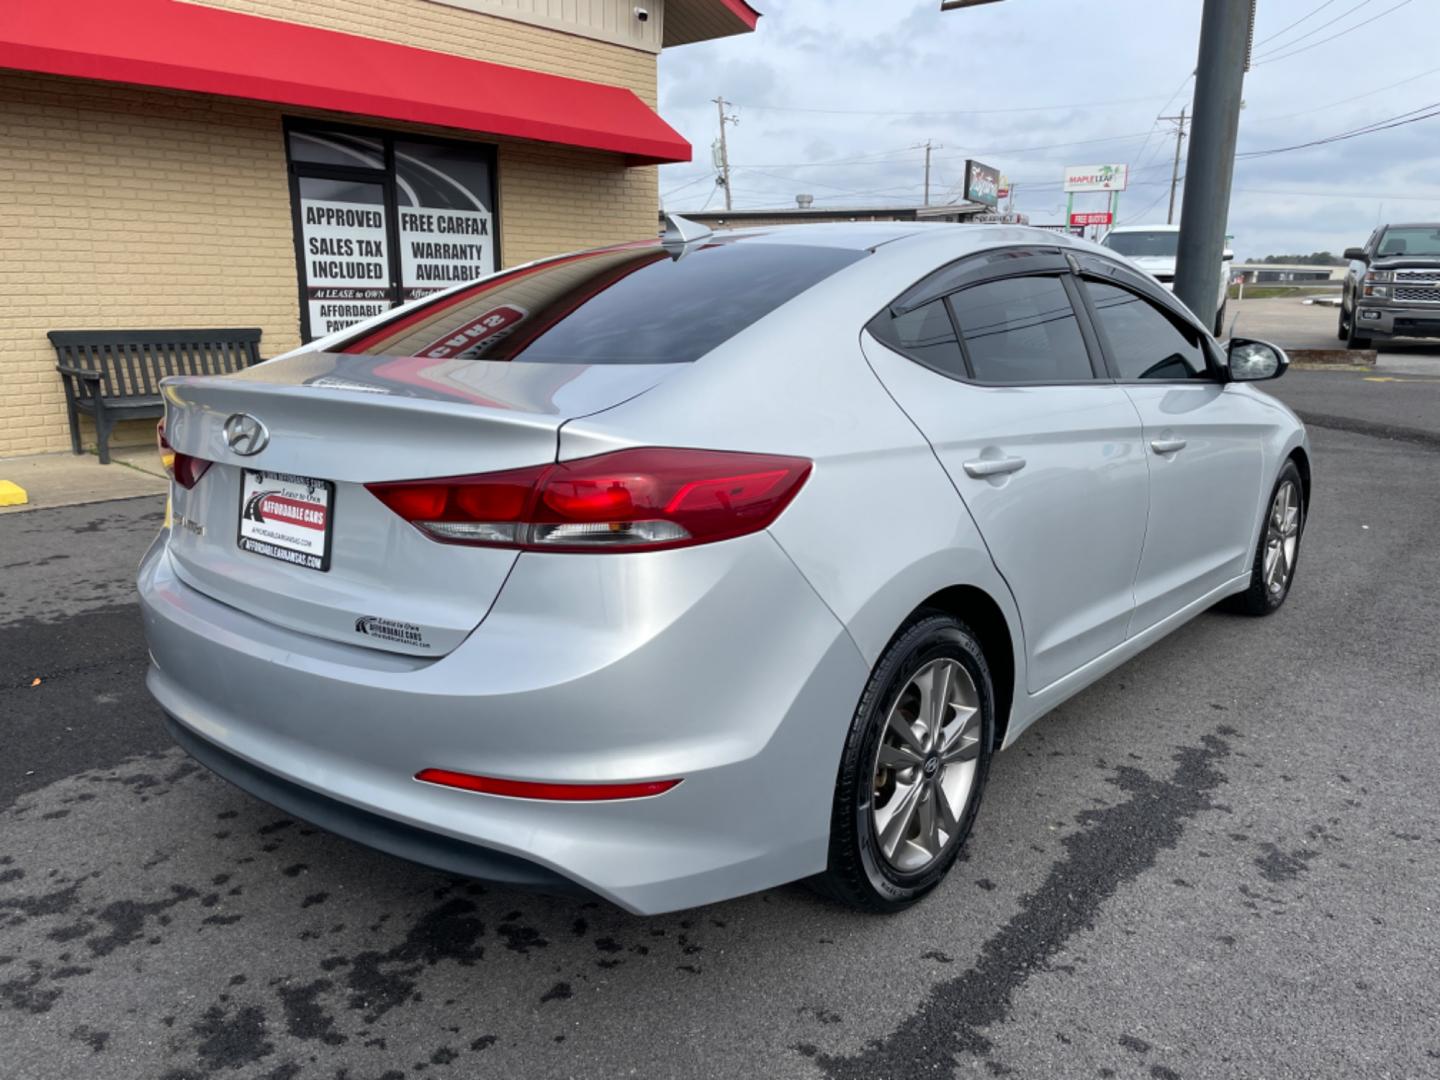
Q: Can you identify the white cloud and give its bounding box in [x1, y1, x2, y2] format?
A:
[657, 0, 1440, 258]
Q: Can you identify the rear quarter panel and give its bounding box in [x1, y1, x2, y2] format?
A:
[557, 234, 1028, 744]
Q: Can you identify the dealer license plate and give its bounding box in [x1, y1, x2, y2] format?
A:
[237, 470, 335, 571]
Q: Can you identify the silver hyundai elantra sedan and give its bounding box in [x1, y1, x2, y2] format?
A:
[139, 220, 1309, 914]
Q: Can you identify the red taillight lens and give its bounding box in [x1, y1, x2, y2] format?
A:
[365, 448, 812, 552]
[415, 768, 680, 801]
[155, 421, 211, 490]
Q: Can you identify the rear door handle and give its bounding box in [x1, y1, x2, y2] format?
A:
[963, 456, 1027, 478]
[1150, 438, 1187, 454]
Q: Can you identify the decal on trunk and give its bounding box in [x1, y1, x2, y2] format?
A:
[354, 615, 431, 649]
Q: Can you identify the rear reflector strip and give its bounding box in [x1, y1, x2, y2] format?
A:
[415, 768, 681, 801]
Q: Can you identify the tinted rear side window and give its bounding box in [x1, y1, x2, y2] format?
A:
[950, 276, 1093, 383]
[874, 299, 968, 378]
[343, 241, 866, 363]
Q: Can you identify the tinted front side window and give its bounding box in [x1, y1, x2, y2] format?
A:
[343, 241, 866, 363]
[950, 276, 1093, 383]
[1084, 281, 1210, 380]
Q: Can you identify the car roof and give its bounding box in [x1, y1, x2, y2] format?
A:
[711, 220, 1105, 256]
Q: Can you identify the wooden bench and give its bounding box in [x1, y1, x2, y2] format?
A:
[49, 328, 262, 464]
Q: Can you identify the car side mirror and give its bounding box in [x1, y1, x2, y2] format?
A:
[1222, 250, 1235, 262]
[1343, 247, 1368, 262]
[1228, 338, 1289, 382]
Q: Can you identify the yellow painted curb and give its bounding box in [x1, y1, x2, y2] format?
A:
[0, 480, 28, 506]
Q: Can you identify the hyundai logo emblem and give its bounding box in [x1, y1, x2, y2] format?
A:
[223, 413, 269, 456]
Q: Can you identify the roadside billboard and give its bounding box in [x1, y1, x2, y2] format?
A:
[1070, 211, 1113, 227]
[964, 159, 1001, 206]
[1063, 164, 1129, 192]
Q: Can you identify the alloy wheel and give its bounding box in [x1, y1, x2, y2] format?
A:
[1264, 480, 1301, 596]
[870, 658, 982, 873]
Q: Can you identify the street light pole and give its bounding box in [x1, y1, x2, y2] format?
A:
[1172, 0, 1253, 330]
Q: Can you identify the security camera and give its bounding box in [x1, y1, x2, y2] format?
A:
[634, 6, 649, 21]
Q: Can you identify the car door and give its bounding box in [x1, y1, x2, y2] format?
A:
[1073, 259, 1267, 633]
[862, 250, 1150, 692]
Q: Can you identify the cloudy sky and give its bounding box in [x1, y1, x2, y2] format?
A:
[656, 0, 1440, 260]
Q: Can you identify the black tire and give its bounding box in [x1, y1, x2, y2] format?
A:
[1337, 305, 1349, 342]
[1346, 309, 1372, 350]
[812, 611, 994, 913]
[1224, 460, 1305, 616]
[1213, 300, 1228, 338]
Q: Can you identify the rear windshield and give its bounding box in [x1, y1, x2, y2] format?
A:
[342, 240, 866, 363]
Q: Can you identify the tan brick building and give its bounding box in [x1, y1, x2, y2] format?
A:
[0, 0, 758, 457]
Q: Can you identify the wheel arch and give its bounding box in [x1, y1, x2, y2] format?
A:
[915, 585, 1017, 752]
[1287, 445, 1312, 509]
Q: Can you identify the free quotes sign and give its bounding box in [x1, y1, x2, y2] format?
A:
[301, 198, 394, 337]
[400, 208, 494, 302]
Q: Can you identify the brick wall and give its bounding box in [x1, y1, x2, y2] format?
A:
[0, 73, 302, 458]
[0, 6, 662, 457]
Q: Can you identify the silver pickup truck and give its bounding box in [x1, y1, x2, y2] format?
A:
[1340, 223, 1440, 348]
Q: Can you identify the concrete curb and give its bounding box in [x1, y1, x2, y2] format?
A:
[1286, 347, 1376, 368]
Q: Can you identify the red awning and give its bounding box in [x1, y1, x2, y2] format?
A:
[0, 0, 692, 165]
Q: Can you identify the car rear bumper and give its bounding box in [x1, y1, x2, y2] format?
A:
[138, 529, 868, 914]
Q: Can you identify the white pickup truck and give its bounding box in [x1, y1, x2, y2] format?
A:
[1100, 224, 1234, 336]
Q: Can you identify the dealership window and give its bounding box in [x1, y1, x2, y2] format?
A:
[285, 122, 499, 342]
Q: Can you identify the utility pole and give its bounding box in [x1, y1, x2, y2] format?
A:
[712, 96, 738, 212]
[918, 141, 943, 206]
[1173, 0, 1254, 330]
[1161, 107, 1189, 225]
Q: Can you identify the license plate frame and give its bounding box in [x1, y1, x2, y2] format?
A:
[236, 469, 336, 572]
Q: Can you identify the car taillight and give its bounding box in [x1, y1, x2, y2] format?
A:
[156, 420, 212, 490]
[366, 447, 812, 552]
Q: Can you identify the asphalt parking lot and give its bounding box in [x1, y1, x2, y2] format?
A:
[3, 399, 1439, 1078]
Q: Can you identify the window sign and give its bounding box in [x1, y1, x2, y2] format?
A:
[286, 124, 499, 341]
[297, 178, 393, 338]
[395, 140, 496, 302]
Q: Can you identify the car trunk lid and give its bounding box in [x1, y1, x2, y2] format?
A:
[159, 351, 668, 656]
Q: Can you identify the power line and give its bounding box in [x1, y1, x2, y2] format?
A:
[1253, 0, 1374, 56]
[1231, 186, 1440, 201]
[734, 92, 1177, 119]
[1253, 0, 1414, 65]
[1256, 63, 1440, 120]
[1252, 0, 1342, 48]
[1119, 186, 1170, 226]
[660, 173, 716, 200]
[1236, 100, 1440, 158]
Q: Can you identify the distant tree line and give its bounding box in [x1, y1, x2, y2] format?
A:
[1256, 252, 1345, 266]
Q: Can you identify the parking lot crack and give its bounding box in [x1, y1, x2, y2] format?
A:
[815, 728, 1232, 1079]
